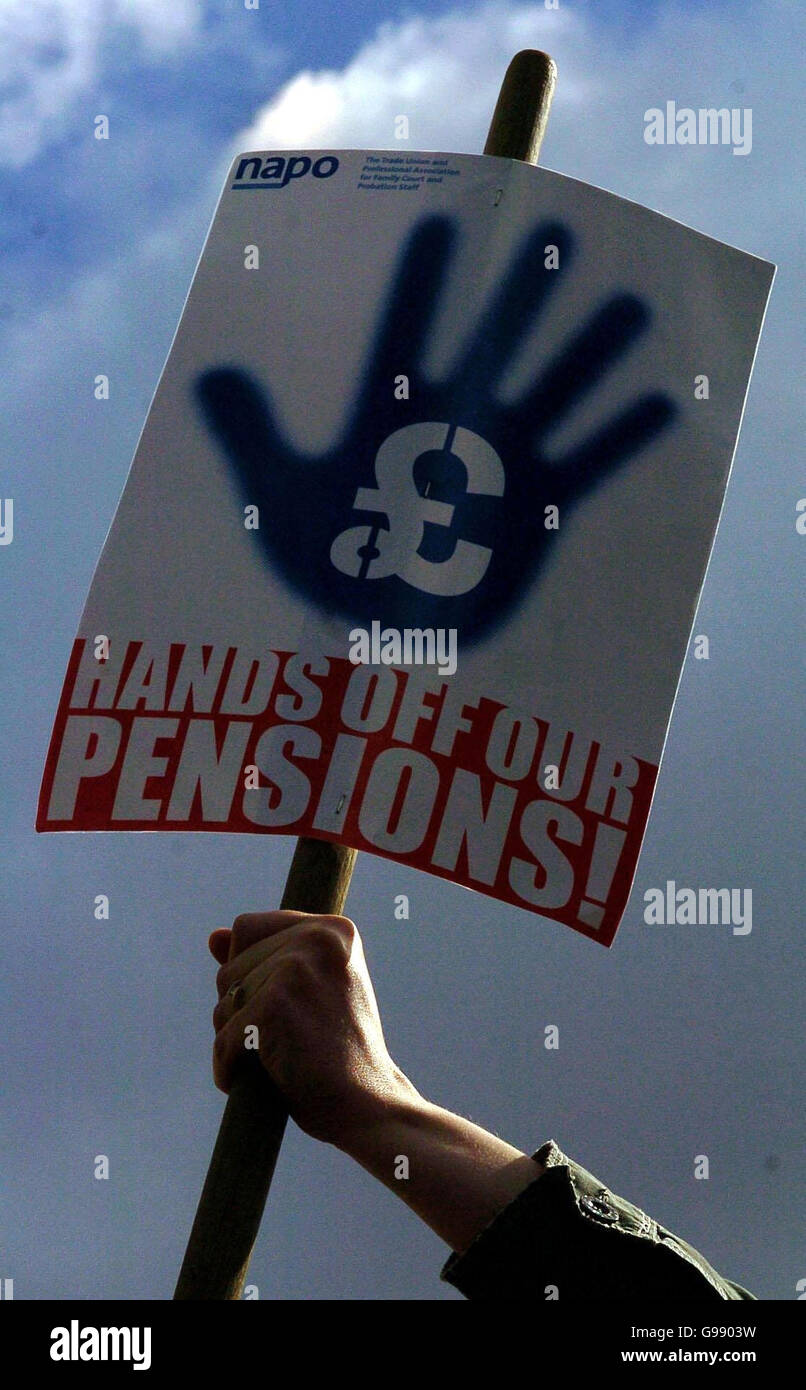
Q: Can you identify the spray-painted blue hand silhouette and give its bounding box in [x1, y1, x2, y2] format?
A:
[195, 215, 676, 644]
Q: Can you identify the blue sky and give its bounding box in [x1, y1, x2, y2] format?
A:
[1, 0, 803, 1301]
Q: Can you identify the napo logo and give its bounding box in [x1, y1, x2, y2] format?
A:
[232, 154, 340, 189]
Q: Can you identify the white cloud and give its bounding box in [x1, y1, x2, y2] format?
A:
[235, 3, 582, 157]
[4, 0, 797, 428]
[0, 0, 200, 167]
[229, 0, 795, 260]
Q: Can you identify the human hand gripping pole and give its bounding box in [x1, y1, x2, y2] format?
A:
[174, 49, 560, 1303]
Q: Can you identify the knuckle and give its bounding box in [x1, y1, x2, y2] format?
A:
[281, 952, 315, 988]
[327, 914, 357, 947]
[304, 919, 352, 965]
[268, 953, 316, 1005]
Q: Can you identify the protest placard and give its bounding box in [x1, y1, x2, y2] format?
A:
[37, 148, 774, 946]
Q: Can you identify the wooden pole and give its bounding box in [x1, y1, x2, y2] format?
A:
[174, 839, 356, 1300]
[173, 47, 557, 1301]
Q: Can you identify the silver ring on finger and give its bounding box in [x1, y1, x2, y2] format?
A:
[226, 982, 246, 1012]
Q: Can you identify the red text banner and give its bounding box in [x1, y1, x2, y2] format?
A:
[38, 639, 658, 946]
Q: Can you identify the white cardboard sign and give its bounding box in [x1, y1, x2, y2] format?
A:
[37, 149, 774, 946]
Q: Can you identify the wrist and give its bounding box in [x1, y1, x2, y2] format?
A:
[337, 1086, 544, 1254]
[332, 1072, 431, 1164]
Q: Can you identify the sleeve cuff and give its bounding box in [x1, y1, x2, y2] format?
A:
[440, 1139, 756, 1301]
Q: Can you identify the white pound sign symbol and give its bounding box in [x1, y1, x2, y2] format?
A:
[330, 422, 504, 597]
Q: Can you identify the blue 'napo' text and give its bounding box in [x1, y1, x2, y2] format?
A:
[233, 154, 340, 188]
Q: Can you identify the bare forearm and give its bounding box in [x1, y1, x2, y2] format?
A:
[336, 1084, 545, 1255]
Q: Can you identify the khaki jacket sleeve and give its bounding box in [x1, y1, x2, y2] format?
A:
[440, 1140, 756, 1301]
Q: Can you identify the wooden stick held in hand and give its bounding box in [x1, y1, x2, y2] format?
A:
[174, 48, 557, 1302]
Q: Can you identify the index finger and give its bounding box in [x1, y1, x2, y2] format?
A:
[226, 911, 317, 961]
